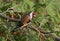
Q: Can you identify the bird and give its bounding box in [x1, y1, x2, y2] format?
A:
[12, 11, 36, 35]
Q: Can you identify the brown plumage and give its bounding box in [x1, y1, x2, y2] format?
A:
[12, 11, 36, 35]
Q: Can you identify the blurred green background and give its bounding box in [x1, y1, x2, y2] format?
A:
[0, 0, 60, 41]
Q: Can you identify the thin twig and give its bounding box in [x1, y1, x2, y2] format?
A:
[18, 22, 43, 41]
[0, 13, 21, 22]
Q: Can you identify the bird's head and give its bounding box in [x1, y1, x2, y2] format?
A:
[29, 11, 36, 19]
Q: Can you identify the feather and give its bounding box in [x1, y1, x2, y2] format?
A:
[13, 21, 23, 32]
[12, 11, 35, 32]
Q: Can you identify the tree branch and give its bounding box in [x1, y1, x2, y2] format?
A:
[0, 13, 21, 22]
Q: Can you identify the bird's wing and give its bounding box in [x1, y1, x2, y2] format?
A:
[22, 15, 30, 24]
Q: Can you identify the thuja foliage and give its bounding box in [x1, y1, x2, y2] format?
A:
[0, 0, 60, 41]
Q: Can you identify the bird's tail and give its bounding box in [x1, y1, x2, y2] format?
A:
[12, 21, 23, 32]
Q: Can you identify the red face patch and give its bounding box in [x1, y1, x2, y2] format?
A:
[32, 12, 35, 17]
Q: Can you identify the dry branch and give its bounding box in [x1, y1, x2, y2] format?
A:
[18, 22, 44, 41]
[19, 22, 60, 41]
[29, 25, 45, 41]
[0, 13, 20, 22]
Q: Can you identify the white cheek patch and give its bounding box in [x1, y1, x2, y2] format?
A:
[30, 12, 33, 19]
